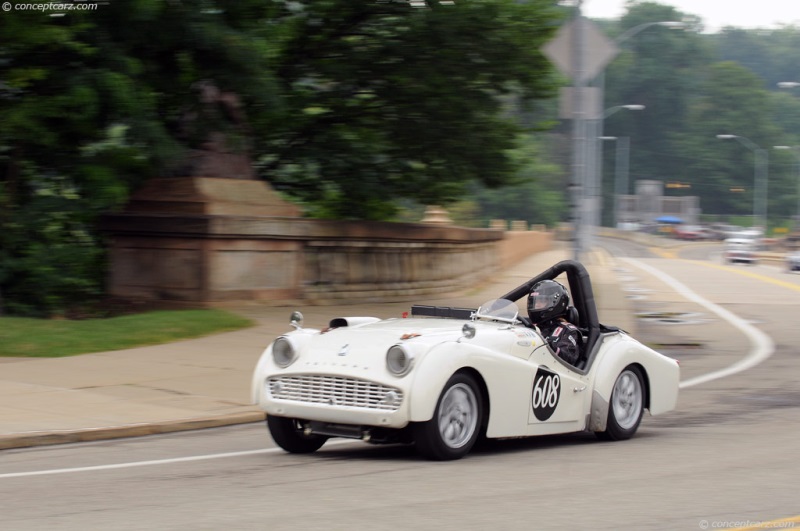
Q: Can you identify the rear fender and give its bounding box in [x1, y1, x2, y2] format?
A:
[588, 339, 679, 431]
[588, 344, 642, 432]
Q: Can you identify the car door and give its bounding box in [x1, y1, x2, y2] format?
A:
[525, 344, 590, 434]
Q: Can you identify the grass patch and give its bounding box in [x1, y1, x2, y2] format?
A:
[0, 309, 254, 358]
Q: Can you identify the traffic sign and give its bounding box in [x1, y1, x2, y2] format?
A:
[542, 17, 619, 84]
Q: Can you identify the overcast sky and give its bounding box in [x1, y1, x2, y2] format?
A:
[582, 0, 800, 33]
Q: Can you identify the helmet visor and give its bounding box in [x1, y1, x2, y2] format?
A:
[532, 292, 551, 310]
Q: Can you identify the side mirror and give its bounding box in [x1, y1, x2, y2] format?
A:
[290, 311, 304, 330]
[460, 323, 476, 341]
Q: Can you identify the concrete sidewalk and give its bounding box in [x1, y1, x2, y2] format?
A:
[0, 243, 633, 450]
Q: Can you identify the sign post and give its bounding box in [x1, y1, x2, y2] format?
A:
[542, 9, 618, 260]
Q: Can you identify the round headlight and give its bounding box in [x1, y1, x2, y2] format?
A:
[272, 337, 297, 368]
[386, 345, 414, 376]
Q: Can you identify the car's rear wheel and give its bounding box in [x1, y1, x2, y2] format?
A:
[413, 373, 482, 460]
[267, 416, 328, 454]
[597, 366, 645, 441]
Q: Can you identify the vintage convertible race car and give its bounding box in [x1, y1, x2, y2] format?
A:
[251, 260, 680, 460]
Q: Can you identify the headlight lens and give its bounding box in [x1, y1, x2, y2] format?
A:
[386, 345, 414, 376]
[272, 337, 297, 368]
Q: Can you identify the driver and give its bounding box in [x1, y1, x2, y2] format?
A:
[527, 280, 582, 365]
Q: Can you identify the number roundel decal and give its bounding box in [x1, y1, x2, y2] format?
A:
[531, 367, 561, 421]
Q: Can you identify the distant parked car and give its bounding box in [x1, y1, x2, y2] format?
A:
[708, 223, 739, 240]
[723, 238, 758, 265]
[617, 222, 640, 232]
[674, 225, 709, 240]
[786, 251, 800, 272]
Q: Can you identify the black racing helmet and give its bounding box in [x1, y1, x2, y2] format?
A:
[527, 280, 569, 325]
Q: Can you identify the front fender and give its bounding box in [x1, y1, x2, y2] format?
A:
[251, 345, 273, 405]
[407, 340, 535, 433]
[250, 328, 321, 405]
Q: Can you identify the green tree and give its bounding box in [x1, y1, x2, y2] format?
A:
[468, 133, 567, 228]
[714, 26, 800, 90]
[603, 2, 710, 186]
[0, 0, 283, 315]
[0, 6, 129, 316]
[262, 0, 563, 220]
[1, 0, 564, 315]
[673, 62, 782, 221]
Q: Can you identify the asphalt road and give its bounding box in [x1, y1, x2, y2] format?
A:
[2, 237, 800, 531]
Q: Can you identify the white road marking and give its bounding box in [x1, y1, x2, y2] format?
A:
[0, 449, 273, 479]
[0, 439, 358, 479]
[623, 258, 775, 389]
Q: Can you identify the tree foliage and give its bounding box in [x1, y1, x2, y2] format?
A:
[0, 0, 562, 315]
[673, 62, 780, 216]
[0, 0, 285, 315]
[7, 0, 800, 316]
[262, 0, 562, 219]
[598, 2, 800, 227]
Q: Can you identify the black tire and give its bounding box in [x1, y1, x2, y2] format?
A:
[413, 373, 483, 461]
[267, 416, 328, 454]
[596, 366, 646, 441]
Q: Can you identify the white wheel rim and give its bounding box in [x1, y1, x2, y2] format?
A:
[437, 383, 478, 449]
[611, 370, 643, 430]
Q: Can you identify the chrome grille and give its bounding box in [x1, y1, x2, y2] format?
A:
[267, 375, 403, 411]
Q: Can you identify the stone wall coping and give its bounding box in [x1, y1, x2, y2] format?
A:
[102, 213, 504, 243]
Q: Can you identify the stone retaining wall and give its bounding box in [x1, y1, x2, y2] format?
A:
[103, 178, 552, 306]
[104, 216, 552, 306]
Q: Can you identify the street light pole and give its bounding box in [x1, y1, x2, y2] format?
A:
[773, 145, 800, 225]
[717, 134, 769, 230]
[590, 21, 685, 235]
[600, 136, 631, 227]
[776, 81, 800, 227]
[591, 107, 641, 229]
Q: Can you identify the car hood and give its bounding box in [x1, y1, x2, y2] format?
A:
[284, 317, 520, 373]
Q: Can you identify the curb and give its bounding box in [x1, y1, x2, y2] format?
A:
[0, 411, 266, 451]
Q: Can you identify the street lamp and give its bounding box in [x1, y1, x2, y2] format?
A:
[773, 146, 800, 224]
[588, 21, 685, 236]
[716, 134, 769, 229]
[600, 136, 631, 228]
[587, 106, 643, 236]
[601, 104, 645, 118]
[775, 82, 800, 225]
[615, 21, 686, 42]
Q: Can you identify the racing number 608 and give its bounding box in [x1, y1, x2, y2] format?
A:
[532, 373, 560, 409]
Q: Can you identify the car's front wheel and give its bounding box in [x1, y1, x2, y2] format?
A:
[597, 366, 645, 441]
[413, 373, 483, 460]
[267, 416, 328, 454]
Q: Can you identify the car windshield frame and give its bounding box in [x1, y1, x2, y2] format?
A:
[473, 299, 520, 324]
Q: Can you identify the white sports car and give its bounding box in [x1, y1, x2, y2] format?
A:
[251, 260, 680, 460]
